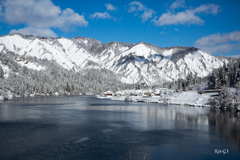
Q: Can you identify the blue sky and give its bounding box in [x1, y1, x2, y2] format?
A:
[0, 0, 240, 56]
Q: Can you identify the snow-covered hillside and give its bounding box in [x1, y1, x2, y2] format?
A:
[0, 34, 227, 85]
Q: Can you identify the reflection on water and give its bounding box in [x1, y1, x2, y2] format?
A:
[1, 97, 210, 130]
[0, 96, 240, 159]
[208, 110, 240, 148]
[85, 103, 210, 131]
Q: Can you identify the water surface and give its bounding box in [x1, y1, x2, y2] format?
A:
[0, 96, 239, 160]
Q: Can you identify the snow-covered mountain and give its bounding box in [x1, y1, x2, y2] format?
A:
[0, 34, 226, 85]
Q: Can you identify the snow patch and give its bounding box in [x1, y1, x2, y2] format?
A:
[162, 49, 173, 58]
[0, 45, 4, 52]
[170, 91, 213, 106]
[83, 40, 88, 44]
[17, 61, 45, 71]
[122, 43, 156, 59]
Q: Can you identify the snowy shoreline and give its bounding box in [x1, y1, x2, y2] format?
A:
[1, 90, 214, 108]
[0, 92, 83, 101]
[97, 90, 215, 108]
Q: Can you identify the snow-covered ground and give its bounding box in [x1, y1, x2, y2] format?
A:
[0, 91, 13, 101]
[1, 88, 214, 107]
[17, 60, 45, 71]
[168, 91, 214, 107]
[98, 90, 215, 107]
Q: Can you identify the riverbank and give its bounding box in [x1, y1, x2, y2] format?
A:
[1, 89, 214, 108]
[0, 91, 84, 101]
[97, 90, 216, 107]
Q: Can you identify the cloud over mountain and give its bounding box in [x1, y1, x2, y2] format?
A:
[195, 31, 240, 53]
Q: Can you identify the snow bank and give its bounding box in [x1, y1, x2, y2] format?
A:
[169, 91, 214, 107]
[0, 92, 13, 101]
[98, 90, 215, 107]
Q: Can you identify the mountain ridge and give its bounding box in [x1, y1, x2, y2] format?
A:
[0, 33, 227, 85]
[0, 33, 202, 51]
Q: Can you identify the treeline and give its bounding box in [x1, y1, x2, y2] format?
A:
[0, 51, 133, 98]
[207, 59, 240, 89]
[164, 58, 240, 91]
[161, 58, 240, 111]
[163, 73, 207, 92]
[207, 58, 240, 110]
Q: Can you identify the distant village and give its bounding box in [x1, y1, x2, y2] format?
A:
[102, 88, 173, 97]
[99, 88, 179, 104]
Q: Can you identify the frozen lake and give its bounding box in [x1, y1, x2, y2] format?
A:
[0, 96, 239, 160]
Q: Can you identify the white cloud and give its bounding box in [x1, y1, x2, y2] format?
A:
[170, 0, 185, 10]
[174, 28, 179, 31]
[229, 54, 240, 58]
[192, 4, 219, 15]
[153, 4, 220, 26]
[1, 0, 88, 37]
[4, 0, 61, 28]
[128, 1, 146, 13]
[195, 31, 240, 54]
[152, 11, 204, 26]
[90, 12, 113, 20]
[10, 26, 57, 37]
[105, 3, 117, 11]
[55, 8, 88, 31]
[128, 1, 155, 22]
[198, 44, 236, 54]
[141, 9, 156, 22]
[195, 31, 240, 46]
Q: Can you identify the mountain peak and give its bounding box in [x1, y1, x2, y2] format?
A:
[72, 36, 102, 44]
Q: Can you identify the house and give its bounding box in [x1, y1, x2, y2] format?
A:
[154, 89, 161, 96]
[115, 91, 125, 96]
[132, 91, 139, 96]
[104, 91, 113, 96]
[143, 91, 152, 97]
